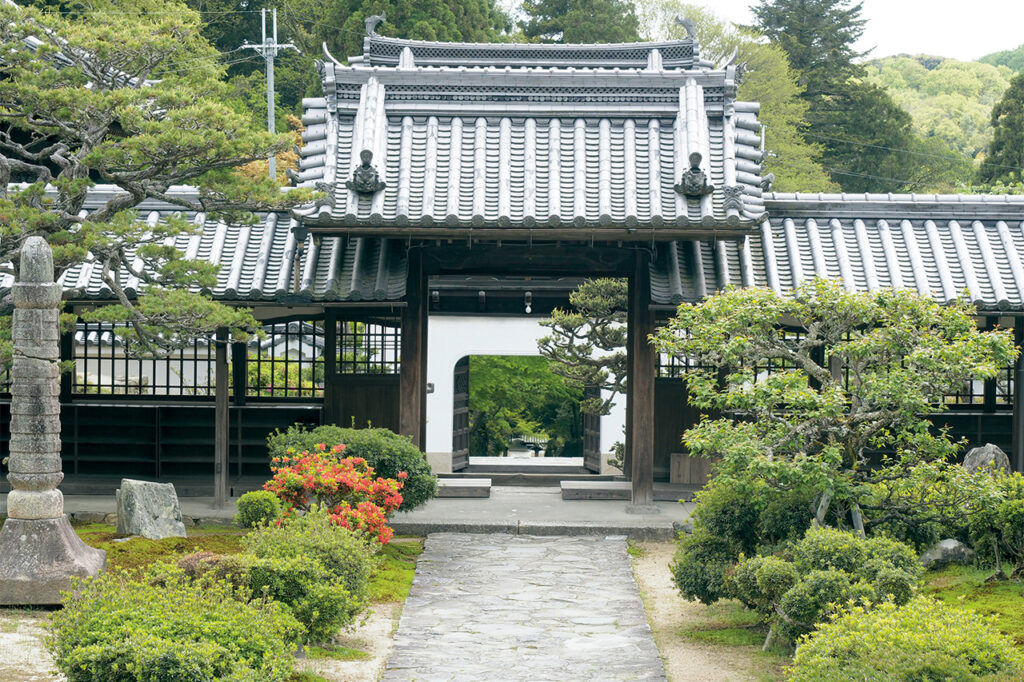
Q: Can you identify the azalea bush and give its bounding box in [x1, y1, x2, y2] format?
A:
[265, 445, 404, 544]
[267, 425, 437, 510]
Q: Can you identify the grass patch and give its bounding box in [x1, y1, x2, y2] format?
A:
[71, 522, 246, 572]
[369, 537, 423, 603]
[677, 600, 767, 647]
[306, 644, 371, 661]
[923, 565, 1024, 648]
[627, 542, 646, 558]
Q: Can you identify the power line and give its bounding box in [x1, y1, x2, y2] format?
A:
[802, 131, 1024, 173]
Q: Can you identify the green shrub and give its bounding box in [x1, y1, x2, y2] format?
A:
[732, 527, 923, 644]
[969, 472, 1024, 576]
[788, 597, 1024, 681]
[242, 507, 376, 599]
[48, 569, 301, 682]
[267, 425, 437, 510]
[671, 531, 740, 605]
[246, 555, 361, 644]
[235, 490, 282, 528]
[172, 551, 249, 588]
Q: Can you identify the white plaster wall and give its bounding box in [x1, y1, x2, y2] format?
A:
[425, 315, 626, 463]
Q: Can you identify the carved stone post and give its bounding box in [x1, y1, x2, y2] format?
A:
[0, 237, 105, 605]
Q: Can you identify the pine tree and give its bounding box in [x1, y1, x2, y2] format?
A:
[749, 0, 951, 192]
[520, 0, 640, 43]
[979, 73, 1024, 186]
[0, 0, 300, 356]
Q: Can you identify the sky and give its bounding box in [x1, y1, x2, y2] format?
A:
[684, 0, 1024, 61]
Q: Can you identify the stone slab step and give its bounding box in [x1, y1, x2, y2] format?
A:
[437, 478, 491, 498]
[440, 472, 619, 487]
[560, 480, 700, 502]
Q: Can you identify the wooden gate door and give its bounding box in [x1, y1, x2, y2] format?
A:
[451, 357, 470, 471]
[325, 375, 400, 432]
[582, 386, 602, 473]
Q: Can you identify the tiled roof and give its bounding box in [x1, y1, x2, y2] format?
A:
[650, 197, 1024, 311]
[354, 35, 705, 70]
[291, 37, 767, 232]
[13, 190, 407, 303]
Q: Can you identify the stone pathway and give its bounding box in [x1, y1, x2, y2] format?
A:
[383, 533, 666, 681]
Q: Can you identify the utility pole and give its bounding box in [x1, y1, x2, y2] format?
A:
[243, 8, 297, 180]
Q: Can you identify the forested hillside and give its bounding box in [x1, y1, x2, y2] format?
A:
[865, 56, 1014, 160]
[981, 44, 1024, 72]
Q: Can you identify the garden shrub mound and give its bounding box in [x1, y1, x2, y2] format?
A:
[48, 569, 302, 682]
[788, 597, 1024, 681]
[268, 425, 437, 511]
[234, 490, 282, 528]
[730, 527, 922, 643]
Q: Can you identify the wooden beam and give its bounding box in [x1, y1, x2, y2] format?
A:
[324, 309, 337, 424]
[400, 250, 427, 448]
[628, 252, 656, 509]
[214, 328, 230, 508]
[1014, 324, 1024, 473]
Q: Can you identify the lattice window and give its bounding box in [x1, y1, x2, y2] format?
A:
[246, 321, 325, 398]
[752, 330, 806, 382]
[72, 322, 216, 396]
[996, 361, 1014, 407]
[945, 379, 986, 406]
[337, 318, 401, 375]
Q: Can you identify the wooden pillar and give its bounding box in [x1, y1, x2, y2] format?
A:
[628, 252, 656, 509]
[1014, 324, 1024, 473]
[400, 251, 427, 449]
[59, 329, 74, 403]
[323, 309, 337, 425]
[214, 327, 229, 507]
[231, 340, 247, 407]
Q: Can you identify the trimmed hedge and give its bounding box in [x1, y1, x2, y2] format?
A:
[789, 597, 1024, 681]
[267, 425, 437, 511]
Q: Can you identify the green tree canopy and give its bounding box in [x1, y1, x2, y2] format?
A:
[654, 279, 1016, 518]
[865, 56, 1014, 160]
[980, 44, 1024, 73]
[520, 0, 640, 43]
[638, 1, 836, 192]
[979, 72, 1024, 186]
[468, 355, 584, 457]
[0, 0, 306, 355]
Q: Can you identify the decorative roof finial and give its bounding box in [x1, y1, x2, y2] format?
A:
[346, 150, 386, 195]
[722, 185, 745, 212]
[674, 16, 697, 40]
[675, 152, 715, 198]
[365, 13, 386, 37]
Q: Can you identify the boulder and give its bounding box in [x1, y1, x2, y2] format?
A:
[920, 538, 974, 569]
[115, 479, 187, 540]
[963, 443, 1012, 476]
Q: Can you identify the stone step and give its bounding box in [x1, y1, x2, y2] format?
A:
[441, 472, 620, 487]
[437, 478, 491, 498]
[560, 480, 700, 502]
[465, 456, 590, 475]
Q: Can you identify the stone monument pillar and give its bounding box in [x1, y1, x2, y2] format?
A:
[0, 237, 105, 605]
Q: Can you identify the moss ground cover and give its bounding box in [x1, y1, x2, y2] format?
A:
[369, 537, 424, 603]
[923, 565, 1024, 648]
[71, 521, 247, 571]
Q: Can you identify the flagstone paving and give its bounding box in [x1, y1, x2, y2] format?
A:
[383, 533, 666, 681]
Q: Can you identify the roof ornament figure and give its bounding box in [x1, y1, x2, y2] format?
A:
[674, 17, 697, 40]
[760, 173, 775, 192]
[346, 150, 386, 195]
[719, 46, 738, 69]
[675, 152, 715, 198]
[314, 181, 337, 209]
[365, 14, 386, 37]
[722, 185, 745, 212]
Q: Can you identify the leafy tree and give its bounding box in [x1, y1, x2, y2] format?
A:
[638, 2, 837, 192]
[520, 0, 640, 43]
[979, 73, 1024, 186]
[980, 43, 1024, 73]
[467, 355, 584, 457]
[0, 0, 307, 356]
[538, 278, 627, 418]
[654, 279, 1016, 530]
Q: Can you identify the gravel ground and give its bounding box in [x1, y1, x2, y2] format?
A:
[630, 541, 783, 682]
[0, 610, 63, 682]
